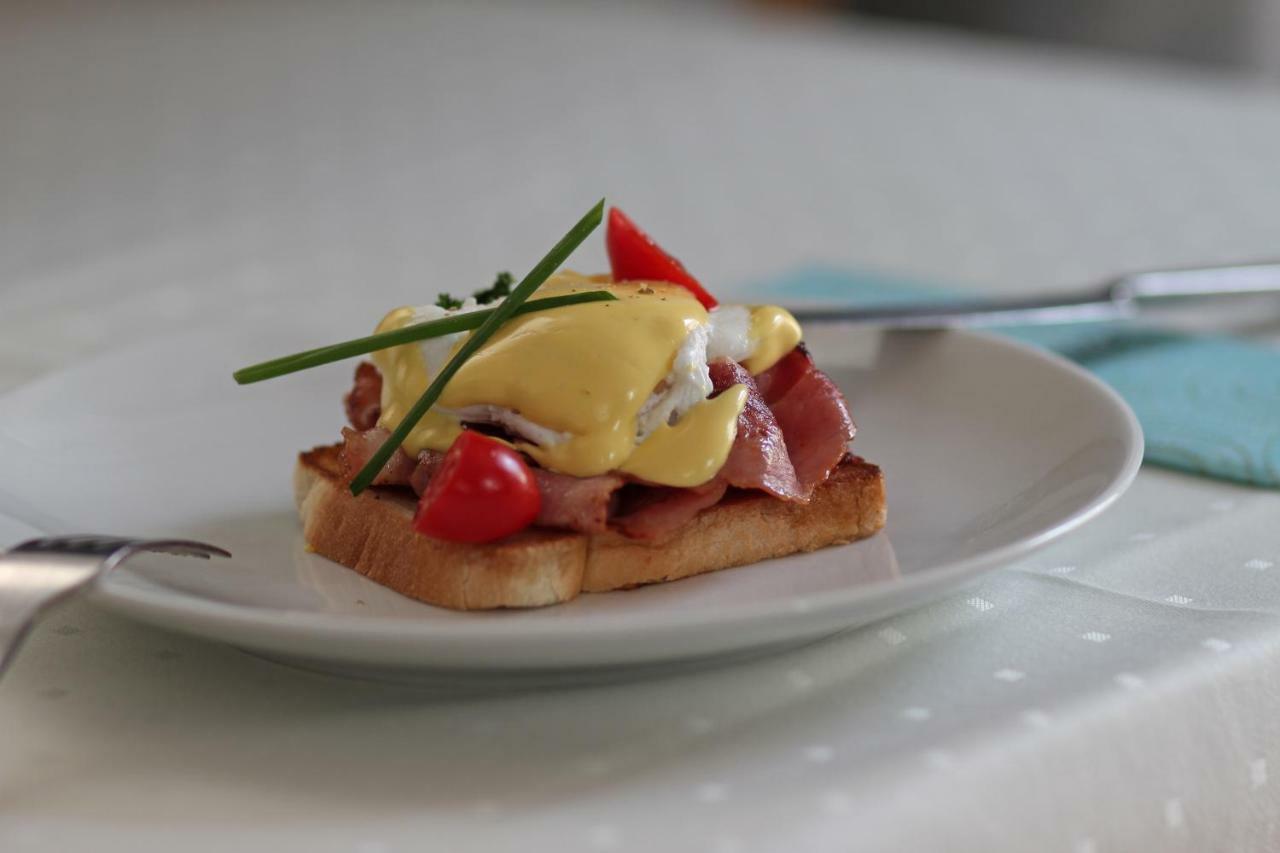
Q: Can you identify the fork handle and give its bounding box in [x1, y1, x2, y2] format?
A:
[0, 552, 100, 679]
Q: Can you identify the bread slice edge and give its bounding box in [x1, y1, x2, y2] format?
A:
[294, 443, 886, 610]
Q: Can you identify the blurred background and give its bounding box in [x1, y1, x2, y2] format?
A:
[2, 0, 1279, 386]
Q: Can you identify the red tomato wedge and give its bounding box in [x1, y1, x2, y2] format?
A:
[413, 431, 541, 543]
[605, 207, 718, 309]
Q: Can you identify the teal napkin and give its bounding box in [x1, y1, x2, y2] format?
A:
[750, 266, 1280, 488]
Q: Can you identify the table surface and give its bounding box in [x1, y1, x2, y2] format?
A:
[3, 3, 1280, 852]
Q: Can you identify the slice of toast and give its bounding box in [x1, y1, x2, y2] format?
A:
[294, 443, 886, 610]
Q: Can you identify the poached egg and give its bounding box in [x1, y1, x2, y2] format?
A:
[370, 272, 801, 487]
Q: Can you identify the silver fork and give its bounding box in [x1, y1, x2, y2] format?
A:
[0, 535, 230, 678]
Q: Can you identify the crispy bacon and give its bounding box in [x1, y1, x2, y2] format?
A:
[344, 362, 383, 431]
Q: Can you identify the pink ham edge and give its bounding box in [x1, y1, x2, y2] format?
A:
[611, 480, 729, 541]
[527, 469, 625, 534]
[338, 426, 417, 487]
[343, 361, 382, 432]
[755, 345, 856, 495]
[707, 358, 804, 501]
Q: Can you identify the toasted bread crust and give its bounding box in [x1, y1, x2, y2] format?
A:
[295, 443, 886, 610]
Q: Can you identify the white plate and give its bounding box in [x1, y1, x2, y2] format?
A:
[0, 321, 1141, 680]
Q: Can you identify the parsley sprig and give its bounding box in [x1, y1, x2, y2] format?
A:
[474, 271, 514, 304]
[434, 271, 515, 311]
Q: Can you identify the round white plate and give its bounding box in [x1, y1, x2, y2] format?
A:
[0, 320, 1141, 680]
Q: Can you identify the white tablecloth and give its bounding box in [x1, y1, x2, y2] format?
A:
[2, 4, 1280, 851]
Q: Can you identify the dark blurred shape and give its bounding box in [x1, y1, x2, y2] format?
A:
[759, 0, 1274, 72]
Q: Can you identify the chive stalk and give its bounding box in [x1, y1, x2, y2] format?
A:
[348, 199, 605, 495]
[232, 290, 614, 385]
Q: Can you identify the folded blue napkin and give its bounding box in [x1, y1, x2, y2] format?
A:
[750, 266, 1280, 488]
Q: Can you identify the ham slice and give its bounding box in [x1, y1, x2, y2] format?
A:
[613, 352, 846, 540]
[338, 427, 417, 487]
[341, 427, 625, 534]
[612, 480, 729, 541]
[418, 459, 624, 535]
[708, 359, 803, 501]
[344, 362, 382, 431]
[405, 444, 622, 534]
[528, 469, 625, 534]
[755, 345, 854, 495]
[336, 345, 855, 541]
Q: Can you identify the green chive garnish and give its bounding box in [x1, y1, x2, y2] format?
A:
[232, 290, 615, 385]
[348, 198, 606, 496]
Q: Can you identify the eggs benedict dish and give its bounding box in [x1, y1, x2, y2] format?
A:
[253, 202, 885, 609]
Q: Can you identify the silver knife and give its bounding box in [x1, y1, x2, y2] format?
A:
[786, 262, 1280, 328]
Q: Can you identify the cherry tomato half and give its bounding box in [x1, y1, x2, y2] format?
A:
[413, 431, 542, 543]
[606, 207, 718, 310]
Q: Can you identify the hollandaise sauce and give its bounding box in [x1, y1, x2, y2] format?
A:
[372, 272, 802, 488]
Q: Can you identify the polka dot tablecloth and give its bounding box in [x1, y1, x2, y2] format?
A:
[2, 3, 1280, 852]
